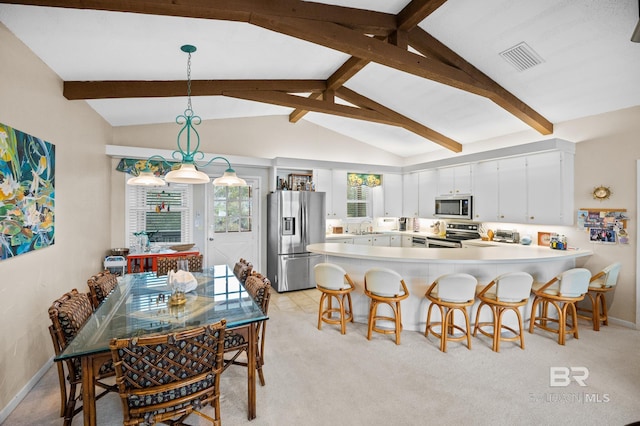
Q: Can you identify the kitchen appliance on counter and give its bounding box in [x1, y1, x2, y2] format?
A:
[434, 195, 473, 220]
[493, 230, 520, 243]
[426, 222, 481, 248]
[267, 191, 326, 292]
[399, 217, 408, 231]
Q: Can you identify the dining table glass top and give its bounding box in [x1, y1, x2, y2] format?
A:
[57, 264, 267, 360]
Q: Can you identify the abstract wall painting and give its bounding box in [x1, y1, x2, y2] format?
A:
[0, 122, 55, 260]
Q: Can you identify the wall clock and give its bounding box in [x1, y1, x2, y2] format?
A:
[592, 185, 612, 201]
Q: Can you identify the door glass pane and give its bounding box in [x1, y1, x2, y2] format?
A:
[211, 184, 252, 233]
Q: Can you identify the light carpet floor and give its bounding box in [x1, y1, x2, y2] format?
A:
[3, 288, 640, 426]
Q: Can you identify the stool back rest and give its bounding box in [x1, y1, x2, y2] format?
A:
[558, 268, 592, 297]
[314, 263, 349, 290]
[495, 272, 534, 302]
[435, 273, 477, 302]
[600, 262, 622, 288]
[365, 268, 404, 297]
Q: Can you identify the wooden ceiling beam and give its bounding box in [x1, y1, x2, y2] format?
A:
[396, 0, 448, 31]
[0, 0, 397, 36]
[408, 27, 553, 134]
[336, 87, 462, 153]
[223, 90, 398, 126]
[289, 56, 371, 123]
[63, 79, 326, 100]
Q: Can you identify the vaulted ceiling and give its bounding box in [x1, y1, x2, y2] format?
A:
[1, 0, 639, 158]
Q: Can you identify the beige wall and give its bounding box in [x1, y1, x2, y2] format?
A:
[0, 24, 112, 413]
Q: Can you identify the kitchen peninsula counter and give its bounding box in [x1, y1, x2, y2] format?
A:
[307, 242, 593, 333]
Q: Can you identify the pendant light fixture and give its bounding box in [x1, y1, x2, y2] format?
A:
[128, 44, 246, 186]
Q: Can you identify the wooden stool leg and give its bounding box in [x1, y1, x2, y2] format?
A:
[441, 308, 451, 352]
[494, 307, 503, 352]
[338, 295, 346, 335]
[529, 296, 540, 333]
[367, 300, 377, 340]
[317, 293, 327, 330]
[463, 307, 472, 350]
[558, 302, 567, 345]
[568, 302, 579, 340]
[394, 301, 401, 345]
[599, 293, 608, 326]
[347, 293, 354, 323]
[515, 307, 525, 350]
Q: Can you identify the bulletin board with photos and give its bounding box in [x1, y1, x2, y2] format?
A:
[577, 208, 629, 245]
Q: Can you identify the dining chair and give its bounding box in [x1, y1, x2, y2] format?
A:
[48, 289, 116, 425]
[529, 268, 592, 345]
[233, 258, 253, 283]
[577, 262, 621, 331]
[186, 253, 204, 272]
[86, 270, 119, 309]
[224, 271, 271, 386]
[109, 321, 226, 426]
[425, 273, 477, 352]
[473, 272, 534, 352]
[156, 256, 179, 277]
[364, 267, 409, 345]
[314, 263, 355, 335]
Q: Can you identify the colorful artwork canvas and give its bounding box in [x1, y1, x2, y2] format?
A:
[0, 122, 55, 259]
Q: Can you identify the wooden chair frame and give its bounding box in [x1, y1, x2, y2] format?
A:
[473, 277, 531, 352]
[577, 263, 621, 331]
[48, 289, 115, 425]
[529, 274, 588, 345]
[364, 273, 409, 345]
[87, 270, 118, 309]
[109, 321, 226, 426]
[223, 272, 271, 386]
[316, 267, 356, 335]
[424, 276, 477, 352]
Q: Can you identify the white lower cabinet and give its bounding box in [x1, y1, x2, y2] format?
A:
[329, 237, 353, 244]
[402, 236, 413, 247]
[389, 235, 402, 247]
[372, 235, 391, 246]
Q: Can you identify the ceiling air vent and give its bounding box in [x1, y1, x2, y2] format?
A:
[499, 42, 544, 72]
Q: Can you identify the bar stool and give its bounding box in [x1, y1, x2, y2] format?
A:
[314, 263, 355, 335]
[425, 273, 477, 352]
[364, 268, 409, 345]
[529, 268, 591, 345]
[578, 262, 621, 331]
[473, 272, 534, 352]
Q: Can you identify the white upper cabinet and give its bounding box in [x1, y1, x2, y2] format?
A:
[526, 151, 573, 225]
[382, 173, 403, 217]
[472, 161, 499, 221]
[313, 169, 347, 219]
[497, 156, 528, 223]
[418, 170, 437, 218]
[402, 173, 419, 217]
[437, 164, 472, 195]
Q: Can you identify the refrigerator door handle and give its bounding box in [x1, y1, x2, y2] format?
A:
[300, 199, 306, 245]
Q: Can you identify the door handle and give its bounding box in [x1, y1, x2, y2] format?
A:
[208, 238, 214, 241]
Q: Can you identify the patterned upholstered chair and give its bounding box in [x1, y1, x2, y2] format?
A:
[87, 270, 119, 309]
[109, 321, 226, 426]
[224, 271, 271, 386]
[156, 254, 203, 277]
[233, 258, 253, 283]
[48, 289, 116, 425]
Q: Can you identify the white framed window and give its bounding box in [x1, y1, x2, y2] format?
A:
[347, 184, 371, 218]
[125, 183, 193, 247]
[211, 185, 253, 233]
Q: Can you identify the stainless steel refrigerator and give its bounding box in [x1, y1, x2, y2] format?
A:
[267, 191, 326, 292]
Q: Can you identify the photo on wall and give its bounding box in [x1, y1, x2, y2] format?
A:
[0, 122, 55, 259]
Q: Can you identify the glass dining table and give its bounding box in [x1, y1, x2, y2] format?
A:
[56, 264, 267, 425]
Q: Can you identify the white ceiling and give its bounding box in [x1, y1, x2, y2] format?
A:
[1, 0, 639, 158]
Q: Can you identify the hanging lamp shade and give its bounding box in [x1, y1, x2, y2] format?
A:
[212, 168, 247, 186]
[127, 170, 166, 186]
[164, 163, 210, 184]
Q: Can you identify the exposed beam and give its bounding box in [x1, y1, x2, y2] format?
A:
[289, 57, 370, 123]
[408, 27, 553, 134]
[223, 90, 400, 126]
[336, 87, 462, 153]
[63, 79, 326, 100]
[0, 0, 397, 36]
[250, 14, 488, 96]
[396, 0, 448, 31]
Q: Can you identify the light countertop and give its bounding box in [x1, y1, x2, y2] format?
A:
[307, 242, 592, 264]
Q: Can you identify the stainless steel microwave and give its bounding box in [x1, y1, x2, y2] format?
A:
[434, 195, 472, 220]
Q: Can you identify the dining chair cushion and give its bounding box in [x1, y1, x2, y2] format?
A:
[365, 268, 406, 297]
[589, 262, 621, 289]
[433, 273, 477, 302]
[315, 263, 350, 290]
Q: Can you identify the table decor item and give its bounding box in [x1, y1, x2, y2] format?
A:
[169, 243, 195, 252]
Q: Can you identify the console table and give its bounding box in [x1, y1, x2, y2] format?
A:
[126, 250, 200, 273]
